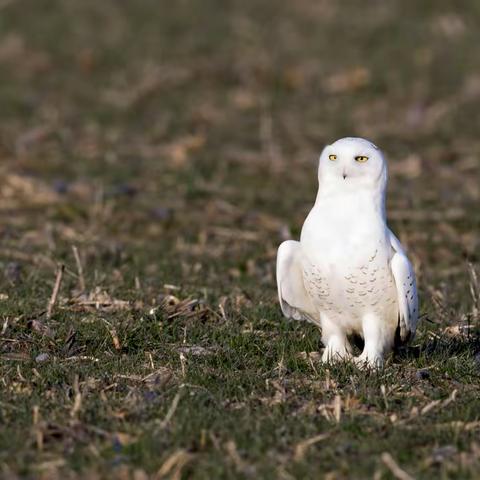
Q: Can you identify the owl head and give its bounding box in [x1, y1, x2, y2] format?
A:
[318, 137, 387, 193]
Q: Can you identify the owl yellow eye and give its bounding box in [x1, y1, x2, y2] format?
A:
[328, 154, 337, 161]
[355, 155, 369, 163]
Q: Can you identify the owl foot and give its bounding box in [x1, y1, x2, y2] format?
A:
[321, 338, 352, 363]
[353, 351, 384, 369]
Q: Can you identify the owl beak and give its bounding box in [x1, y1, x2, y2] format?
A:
[342, 170, 347, 180]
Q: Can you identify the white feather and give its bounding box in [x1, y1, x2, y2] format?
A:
[389, 232, 419, 341]
[276, 240, 317, 324]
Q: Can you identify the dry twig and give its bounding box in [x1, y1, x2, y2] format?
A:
[294, 433, 330, 461]
[70, 375, 82, 419]
[72, 245, 86, 292]
[46, 264, 64, 319]
[156, 449, 194, 480]
[159, 387, 183, 429]
[381, 452, 415, 480]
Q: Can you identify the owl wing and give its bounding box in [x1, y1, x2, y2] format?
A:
[276, 240, 317, 324]
[388, 231, 419, 343]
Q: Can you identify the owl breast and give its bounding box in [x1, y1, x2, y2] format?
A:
[302, 246, 398, 330]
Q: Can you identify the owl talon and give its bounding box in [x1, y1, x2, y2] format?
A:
[353, 353, 384, 369]
[321, 336, 352, 363]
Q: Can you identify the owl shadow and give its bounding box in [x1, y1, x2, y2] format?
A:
[393, 331, 480, 363]
[347, 326, 415, 354]
[348, 328, 480, 362]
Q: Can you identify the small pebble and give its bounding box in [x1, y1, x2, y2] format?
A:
[474, 353, 480, 368]
[35, 353, 50, 363]
[416, 369, 430, 380]
[52, 179, 69, 194]
[5, 262, 21, 284]
[111, 183, 138, 197]
[431, 445, 457, 464]
[151, 206, 173, 221]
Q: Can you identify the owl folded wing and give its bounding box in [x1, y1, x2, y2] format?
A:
[389, 231, 419, 343]
[276, 240, 318, 324]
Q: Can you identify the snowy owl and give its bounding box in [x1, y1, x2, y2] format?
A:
[276, 137, 418, 367]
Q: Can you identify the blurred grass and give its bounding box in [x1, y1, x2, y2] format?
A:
[0, 0, 479, 478]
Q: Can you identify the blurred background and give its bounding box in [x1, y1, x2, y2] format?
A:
[0, 1, 479, 478]
[0, 0, 478, 294]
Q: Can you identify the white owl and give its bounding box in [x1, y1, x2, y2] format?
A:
[276, 137, 418, 367]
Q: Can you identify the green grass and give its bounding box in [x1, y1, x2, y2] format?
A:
[0, 1, 479, 478]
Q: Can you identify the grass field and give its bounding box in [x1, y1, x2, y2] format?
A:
[0, 1, 480, 478]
